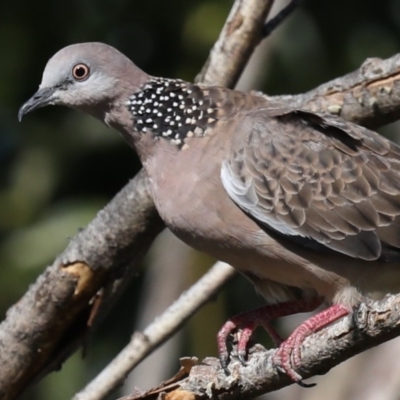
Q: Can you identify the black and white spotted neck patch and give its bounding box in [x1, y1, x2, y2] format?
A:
[127, 78, 219, 146]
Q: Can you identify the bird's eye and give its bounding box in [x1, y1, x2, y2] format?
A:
[72, 63, 90, 81]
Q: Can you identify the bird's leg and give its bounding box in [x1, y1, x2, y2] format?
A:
[217, 296, 323, 372]
[273, 304, 349, 382]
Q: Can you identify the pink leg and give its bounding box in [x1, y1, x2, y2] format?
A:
[273, 304, 349, 382]
[217, 297, 323, 371]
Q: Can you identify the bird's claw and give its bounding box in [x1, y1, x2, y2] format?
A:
[297, 380, 316, 388]
[238, 350, 248, 366]
[219, 352, 231, 375]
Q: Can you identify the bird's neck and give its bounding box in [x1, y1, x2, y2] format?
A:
[109, 77, 262, 162]
[126, 78, 221, 148]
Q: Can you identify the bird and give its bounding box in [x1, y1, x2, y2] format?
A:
[19, 42, 400, 383]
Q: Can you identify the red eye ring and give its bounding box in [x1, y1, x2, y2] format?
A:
[72, 63, 90, 81]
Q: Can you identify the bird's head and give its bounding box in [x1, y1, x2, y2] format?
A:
[19, 42, 149, 121]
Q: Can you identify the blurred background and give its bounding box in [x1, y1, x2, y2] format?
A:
[2, 0, 400, 398]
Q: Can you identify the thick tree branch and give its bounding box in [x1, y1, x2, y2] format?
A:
[115, 296, 400, 400]
[145, 295, 400, 399]
[195, 0, 273, 87]
[269, 54, 400, 128]
[0, 170, 164, 399]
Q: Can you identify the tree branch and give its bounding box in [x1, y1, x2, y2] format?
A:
[268, 54, 400, 128]
[132, 295, 400, 400]
[0, 170, 164, 399]
[195, 0, 273, 87]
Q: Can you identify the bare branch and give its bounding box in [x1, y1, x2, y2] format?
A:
[0, 170, 164, 400]
[268, 54, 400, 128]
[120, 295, 400, 399]
[195, 0, 274, 87]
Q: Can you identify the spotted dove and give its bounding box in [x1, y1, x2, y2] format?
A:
[19, 42, 400, 383]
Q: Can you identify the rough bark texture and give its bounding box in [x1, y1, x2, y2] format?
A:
[195, 0, 273, 87]
[117, 295, 400, 399]
[0, 170, 164, 399]
[173, 296, 400, 399]
[270, 54, 400, 128]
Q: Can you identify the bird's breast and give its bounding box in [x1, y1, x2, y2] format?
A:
[144, 135, 259, 257]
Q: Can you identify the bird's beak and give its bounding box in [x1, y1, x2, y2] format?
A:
[18, 87, 57, 122]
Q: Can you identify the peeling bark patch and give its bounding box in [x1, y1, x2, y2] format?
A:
[62, 262, 94, 295]
[367, 74, 400, 89]
[165, 389, 196, 400]
[325, 72, 400, 98]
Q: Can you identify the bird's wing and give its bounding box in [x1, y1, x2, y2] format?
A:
[221, 108, 400, 261]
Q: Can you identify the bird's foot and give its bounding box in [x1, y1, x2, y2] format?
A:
[217, 314, 259, 373]
[272, 304, 349, 385]
[217, 298, 322, 373]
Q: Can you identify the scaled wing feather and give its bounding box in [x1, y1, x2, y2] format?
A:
[221, 108, 400, 261]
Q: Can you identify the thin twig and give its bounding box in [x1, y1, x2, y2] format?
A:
[262, 0, 302, 38]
